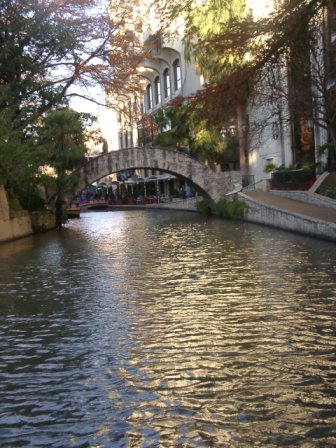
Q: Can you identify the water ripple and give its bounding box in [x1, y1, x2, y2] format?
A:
[0, 210, 335, 447]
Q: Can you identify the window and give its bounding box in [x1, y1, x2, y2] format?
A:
[154, 76, 161, 105]
[118, 131, 123, 149]
[146, 84, 153, 110]
[163, 68, 171, 98]
[173, 59, 182, 91]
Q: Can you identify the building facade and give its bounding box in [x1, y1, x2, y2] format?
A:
[115, 2, 204, 151]
[247, 1, 335, 186]
[111, 0, 334, 189]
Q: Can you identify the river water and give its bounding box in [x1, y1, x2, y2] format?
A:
[0, 210, 335, 447]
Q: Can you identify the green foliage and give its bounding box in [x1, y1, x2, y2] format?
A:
[276, 164, 299, 171]
[0, 0, 138, 212]
[154, 104, 190, 142]
[0, 0, 74, 129]
[270, 161, 315, 174]
[192, 124, 239, 164]
[173, 0, 325, 85]
[216, 197, 247, 219]
[317, 186, 336, 200]
[154, 108, 169, 131]
[39, 109, 88, 171]
[196, 199, 212, 215]
[154, 131, 176, 147]
[0, 0, 129, 127]
[12, 183, 46, 212]
[317, 143, 333, 157]
[163, 0, 330, 149]
[8, 197, 22, 213]
[265, 162, 315, 174]
[0, 109, 47, 209]
[183, 0, 249, 82]
[264, 162, 277, 173]
[0, 0, 69, 209]
[38, 109, 89, 229]
[153, 101, 239, 166]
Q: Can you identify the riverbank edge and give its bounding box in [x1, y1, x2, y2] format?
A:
[2, 186, 336, 244]
[0, 186, 55, 244]
[145, 194, 336, 243]
[238, 191, 336, 243]
[102, 194, 336, 243]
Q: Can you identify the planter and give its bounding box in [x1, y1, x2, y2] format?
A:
[270, 169, 316, 191]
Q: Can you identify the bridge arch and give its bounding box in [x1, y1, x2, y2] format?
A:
[72, 147, 241, 208]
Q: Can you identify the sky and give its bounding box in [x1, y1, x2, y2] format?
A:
[69, 78, 118, 153]
[68, 0, 119, 152]
[248, 0, 273, 18]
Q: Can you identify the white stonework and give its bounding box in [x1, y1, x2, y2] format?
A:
[73, 147, 241, 207]
[0, 185, 32, 243]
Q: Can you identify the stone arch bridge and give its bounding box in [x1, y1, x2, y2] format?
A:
[72, 147, 242, 207]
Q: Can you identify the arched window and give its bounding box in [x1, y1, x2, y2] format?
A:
[154, 76, 161, 105]
[146, 84, 153, 110]
[173, 59, 182, 91]
[163, 68, 171, 98]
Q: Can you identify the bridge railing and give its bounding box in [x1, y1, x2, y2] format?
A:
[242, 175, 255, 191]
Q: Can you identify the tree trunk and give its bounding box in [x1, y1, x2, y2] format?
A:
[237, 103, 248, 177]
[55, 175, 63, 231]
[55, 196, 63, 231]
[328, 128, 336, 172]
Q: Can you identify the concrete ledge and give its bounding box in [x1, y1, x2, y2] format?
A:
[309, 172, 331, 192]
[0, 212, 33, 244]
[0, 186, 32, 243]
[0, 185, 57, 243]
[31, 211, 56, 233]
[270, 190, 336, 211]
[147, 197, 198, 211]
[238, 192, 336, 242]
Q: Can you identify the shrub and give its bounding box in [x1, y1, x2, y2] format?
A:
[216, 197, 247, 219]
[196, 199, 212, 215]
[317, 186, 336, 199]
[264, 162, 277, 173]
[8, 196, 22, 213]
[154, 131, 175, 147]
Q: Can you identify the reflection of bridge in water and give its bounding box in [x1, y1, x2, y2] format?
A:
[72, 147, 242, 208]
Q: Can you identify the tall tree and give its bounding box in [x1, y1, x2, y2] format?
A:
[153, 101, 239, 168]
[0, 0, 143, 121]
[156, 0, 252, 174]
[0, 0, 145, 207]
[156, 0, 334, 171]
[38, 109, 90, 230]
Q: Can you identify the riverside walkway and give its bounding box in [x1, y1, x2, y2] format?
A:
[244, 190, 336, 224]
[240, 190, 336, 242]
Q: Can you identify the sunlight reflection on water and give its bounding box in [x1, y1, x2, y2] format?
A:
[0, 210, 335, 447]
